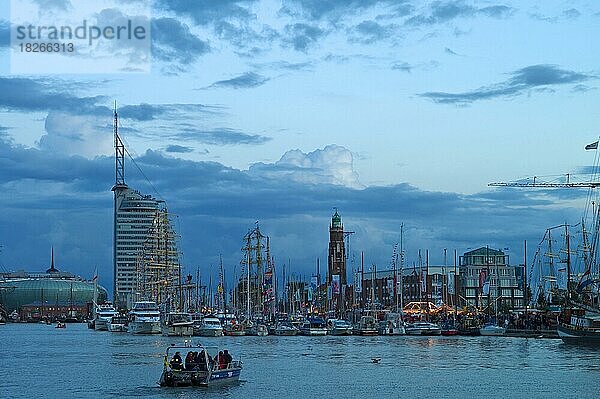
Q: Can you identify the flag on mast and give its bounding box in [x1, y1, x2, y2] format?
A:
[585, 141, 598, 150]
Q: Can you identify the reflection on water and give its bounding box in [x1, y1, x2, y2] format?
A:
[1, 323, 599, 398]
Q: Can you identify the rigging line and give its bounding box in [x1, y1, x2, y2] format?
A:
[117, 115, 165, 202]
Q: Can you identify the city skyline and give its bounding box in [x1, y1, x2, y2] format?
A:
[0, 1, 598, 292]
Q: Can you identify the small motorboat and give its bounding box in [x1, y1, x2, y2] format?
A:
[479, 324, 506, 336]
[405, 322, 442, 336]
[327, 319, 353, 336]
[159, 343, 242, 387]
[273, 320, 299, 336]
[194, 316, 224, 337]
[299, 316, 328, 336]
[55, 321, 66, 329]
[353, 316, 378, 336]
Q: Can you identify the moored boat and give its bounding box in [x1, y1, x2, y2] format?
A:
[107, 315, 128, 332]
[159, 343, 242, 387]
[128, 301, 161, 334]
[479, 323, 506, 336]
[558, 308, 600, 344]
[299, 316, 328, 336]
[273, 320, 299, 336]
[405, 321, 442, 336]
[377, 313, 405, 336]
[162, 312, 194, 336]
[246, 323, 268, 336]
[194, 316, 224, 337]
[327, 319, 353, 336]
[94, 303, 118, 331]
[354, 315, 378, 336]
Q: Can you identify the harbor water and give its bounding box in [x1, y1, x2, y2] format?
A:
[1, 323, 598, 398]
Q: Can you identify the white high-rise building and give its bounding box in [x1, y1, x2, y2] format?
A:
[113, 186, 162, 307]
[111, 107, 180, 309]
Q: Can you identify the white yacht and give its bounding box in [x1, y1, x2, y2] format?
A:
[107, 315, 128, 332]
[299, 317, 328, 336]
[128, 301, 162, 334]
[162, 312, 194, 336]
[94, 303, 118, 331]
[273, 320, 299, 336]
[405, 321, 442, 336]
[378, 313, 406, 335]
[327, 319, 353, 336]
[479, 323, 506, 336]
[194, 316, 224, 337]
[353, 315, 378, 335]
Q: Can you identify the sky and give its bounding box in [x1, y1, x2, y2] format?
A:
[0, 0, 599, 294]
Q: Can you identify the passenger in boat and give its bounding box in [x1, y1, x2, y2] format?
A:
[185, 351, 195, 370]
[217, 351, 226, 369]
[196, 350, 207, 371]
[223, 350, 232, 368]
[170, 351, 183, 370]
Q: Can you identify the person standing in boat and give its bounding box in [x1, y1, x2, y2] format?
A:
[223, 350, 232, 368]
[170, 351, 183, 370]
[216, 351, 227, 369]
[185, 351, 195, 370]
[197, 350, 207, 371]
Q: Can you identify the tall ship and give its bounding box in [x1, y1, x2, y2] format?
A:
[233, 224, 276, 324]
[494, 141, 600, 344]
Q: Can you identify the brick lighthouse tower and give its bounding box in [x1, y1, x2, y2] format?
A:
[328, 209, 346, 286]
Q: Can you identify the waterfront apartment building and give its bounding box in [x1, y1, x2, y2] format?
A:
[358, 247, 524, 311]
[458, 247, 524, 310]
[113, 185, 162, 307]
[360, 266, 454, 309]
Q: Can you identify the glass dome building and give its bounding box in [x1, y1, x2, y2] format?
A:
[0, 252, 108, 319]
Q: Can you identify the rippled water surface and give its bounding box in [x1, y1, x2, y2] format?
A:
[1, 323, 598, 398]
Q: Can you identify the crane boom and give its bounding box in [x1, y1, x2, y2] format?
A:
[489, 173, 600, 188]
[489, 182, 600, 188]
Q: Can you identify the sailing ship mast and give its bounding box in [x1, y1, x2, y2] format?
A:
[135, 208, 181, 311]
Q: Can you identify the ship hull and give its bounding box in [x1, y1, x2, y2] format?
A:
[558, 324, 600, 344]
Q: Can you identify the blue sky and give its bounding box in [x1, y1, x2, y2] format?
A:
[0, 0, 599, 292]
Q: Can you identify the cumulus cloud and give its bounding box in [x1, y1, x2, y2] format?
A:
[38, 112, 113, 157]
[249, 145, 362, 188]
[420, 64, 595, 105]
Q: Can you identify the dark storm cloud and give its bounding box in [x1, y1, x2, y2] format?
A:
[0, 138, 584, 285]
[420, 65, 595, 105]
[206, 72, 270, 89]
[151, 18, 210, 66]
